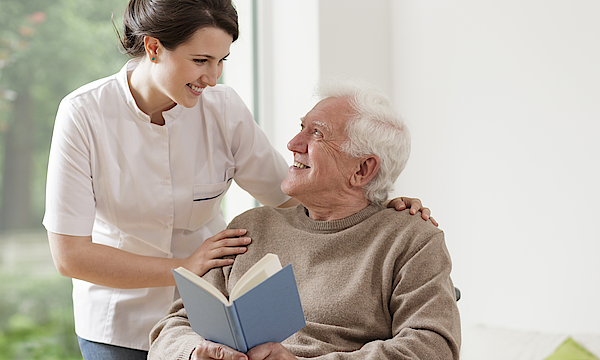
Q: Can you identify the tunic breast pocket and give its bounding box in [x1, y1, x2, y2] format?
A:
[188, 167, 235, 231]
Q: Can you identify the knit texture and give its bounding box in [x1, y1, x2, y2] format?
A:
[149, 204, 461, 359]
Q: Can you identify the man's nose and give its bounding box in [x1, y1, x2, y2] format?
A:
[287, 132, 308, 153]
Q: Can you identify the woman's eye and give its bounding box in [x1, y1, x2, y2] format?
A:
[194, 59, 208, 64]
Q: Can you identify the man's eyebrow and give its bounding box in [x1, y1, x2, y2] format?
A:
[312, 120, 330, 133]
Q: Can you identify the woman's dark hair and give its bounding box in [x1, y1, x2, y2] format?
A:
[117, 0, 239, 57]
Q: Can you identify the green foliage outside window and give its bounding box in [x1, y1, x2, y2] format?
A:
[0, 265, 80, 360]
[0, 0, 129, 231]
[0, 0, 130, 357]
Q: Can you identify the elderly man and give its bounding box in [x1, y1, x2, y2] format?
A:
[148, 80, 461, 360]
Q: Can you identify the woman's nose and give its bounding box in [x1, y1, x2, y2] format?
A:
[200, 73, 216, 87]
[200, 65, 220, 87]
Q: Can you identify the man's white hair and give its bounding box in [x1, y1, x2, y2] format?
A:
[317, 79, 411, 205]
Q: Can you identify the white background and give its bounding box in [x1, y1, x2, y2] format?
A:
[227, 0, 600, 335]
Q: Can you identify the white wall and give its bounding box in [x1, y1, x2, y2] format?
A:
[222, 0, 257, 222]
[319, 0, 393, 95]
[319, 0, 600, 334]
[257, 0, 320, 165]
[223, 0, 320, 223]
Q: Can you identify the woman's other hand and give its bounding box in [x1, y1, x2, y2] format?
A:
[387, 197, 438, 227]
[182, 229, 251, 277]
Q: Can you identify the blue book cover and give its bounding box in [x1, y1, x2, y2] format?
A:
[172, 255, 306, 353]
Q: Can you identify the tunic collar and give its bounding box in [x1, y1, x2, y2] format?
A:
[116, 59, 184, 124]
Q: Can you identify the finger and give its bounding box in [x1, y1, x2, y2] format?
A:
[205, 258, 237, 269]
[247, 343, 294, 360]
[400, 196, 414, 207]
[246, 343, 274, 359]
[209, 246, 248, 259]
[430, 216, 439, 227]
[209, 229, 247, 242]
[217, 237, 252, 247]
[194, 341, 247, 360]
[386, 197, 406, 210]
[420, 208, 431, 221]
[395, 200, 407, 211]
[205, 237, 250, 251]
[409, 199, 422, 215]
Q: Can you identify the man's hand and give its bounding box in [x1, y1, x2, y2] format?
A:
[191, 340, 248, 360]
[387, 197, 438, 227]
[247, 342, 296, 360]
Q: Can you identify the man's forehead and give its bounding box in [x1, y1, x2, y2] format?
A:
[312, 120, 330, 129]
[301, 114, 329, 127]
[303, 97, 351, 129]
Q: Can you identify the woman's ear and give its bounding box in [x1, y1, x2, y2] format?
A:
[144, 36, 160, 62]
[350, 155, 380, 188]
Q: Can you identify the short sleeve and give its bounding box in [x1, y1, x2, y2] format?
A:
[223, 87, 290, 207]
[43, 96, 96, 236]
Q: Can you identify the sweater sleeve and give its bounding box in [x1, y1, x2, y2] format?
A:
[148, 299, 202, 360]
[296, 231, 461, 360]
[148, 267, 231, 360]
[387, 232, 461, 359]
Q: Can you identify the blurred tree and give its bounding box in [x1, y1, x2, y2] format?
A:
[0, 0, 128, 232]
[0, 269, 80, 359]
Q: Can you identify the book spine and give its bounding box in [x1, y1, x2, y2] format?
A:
[225, 304, 247, 353]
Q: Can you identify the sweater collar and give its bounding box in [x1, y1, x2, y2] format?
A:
[294, 203, 384, 233]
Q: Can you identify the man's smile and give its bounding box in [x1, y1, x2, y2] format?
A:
[293, 161, 310, 169]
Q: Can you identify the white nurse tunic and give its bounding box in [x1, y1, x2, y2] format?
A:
[43, 60, 290, 350]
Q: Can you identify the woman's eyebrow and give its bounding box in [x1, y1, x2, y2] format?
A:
[190, 53, 231, 60]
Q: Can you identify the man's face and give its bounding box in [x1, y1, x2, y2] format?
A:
[281, 97, 361, 203]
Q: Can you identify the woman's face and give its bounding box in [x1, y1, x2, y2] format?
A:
[151, 27, 233, 108]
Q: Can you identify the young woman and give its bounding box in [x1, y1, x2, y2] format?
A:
[43, 0, 433, 358]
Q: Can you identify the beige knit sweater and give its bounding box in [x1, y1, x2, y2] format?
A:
[149, 204, 461, 359]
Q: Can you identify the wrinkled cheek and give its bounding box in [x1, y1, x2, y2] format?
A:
[318, 142, 340, 157]
[280, 174, 299, 196]
[280, 177, 291, 194]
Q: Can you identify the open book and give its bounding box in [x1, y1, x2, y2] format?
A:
[172, 253, 306, 353]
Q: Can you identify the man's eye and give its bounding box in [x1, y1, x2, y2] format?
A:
[314, 129, 322, 136]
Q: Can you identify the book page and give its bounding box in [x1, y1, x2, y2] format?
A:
[174, 267, 229, 304]
[230, 253, 282, 301]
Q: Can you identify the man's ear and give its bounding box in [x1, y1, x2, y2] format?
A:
[350, 155, 380, 188]
[143, 36, 161, 61]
